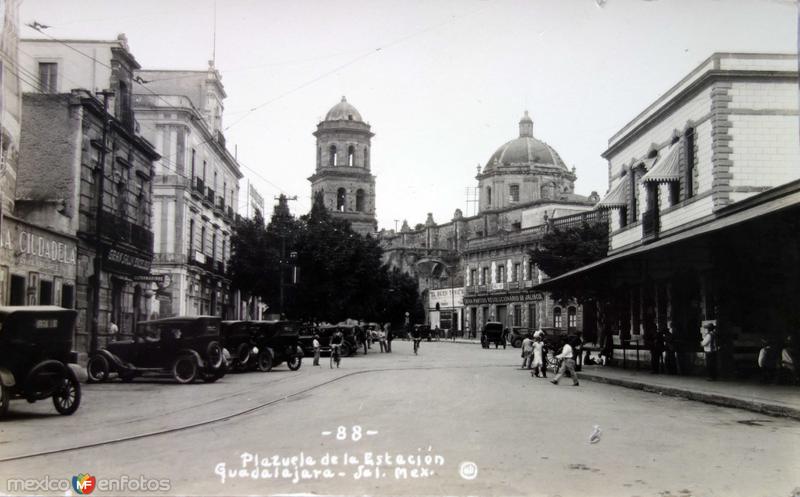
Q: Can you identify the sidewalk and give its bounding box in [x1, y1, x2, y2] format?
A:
[578, 365, 800, 420]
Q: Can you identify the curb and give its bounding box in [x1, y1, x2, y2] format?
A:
[579, 372, 800, 421]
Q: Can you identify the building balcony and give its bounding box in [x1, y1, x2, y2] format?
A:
[203, 187, 215, 208]
[225, 206, 235, 221]
[192, 178, 205, 199]
[98, 210, 154, 254]
[213, 196, 225, 217]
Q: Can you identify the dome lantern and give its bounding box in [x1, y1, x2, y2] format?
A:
[519, 110, 533, 138]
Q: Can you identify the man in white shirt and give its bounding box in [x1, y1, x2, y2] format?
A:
[312, 335, 321, 366]
[551, 340, 579, 386]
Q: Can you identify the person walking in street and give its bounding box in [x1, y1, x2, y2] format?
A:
[551, 339, 579, 386]
[411, 326, 422, 355]
[386, 323, 393, 353]
[312, 334, 321, 366]
[521, 335, 534, 369]
[701, 322, 718, 381]
[530, 336, 545, 377]
[108, 320, 119, 340]
[358, 326, 368, 355]
[650, 328, 666, 374]
[378, 328, 387, 353]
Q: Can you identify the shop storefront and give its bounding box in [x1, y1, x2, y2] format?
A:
[427, 287, 464, 333]
[0, 216, 77, 308]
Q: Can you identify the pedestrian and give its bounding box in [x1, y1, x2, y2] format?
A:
[663, 327, 678, 375]
[551, 339, 579, 386]
[108, 320, 119, 340]
[650, 328, 666, 374]
[521, 335, 534, 369]
[779, 335, 798, 385]
[386, 324, 393, 353]
[758, 339, 778, 384]
[378, 328, 387, 353]
[412, 326, 422, 355]
[530, 337, 545, 377]
[312, 334, 321, 366]
[358, 326, 368, 355]
[700, 322, 718, 381]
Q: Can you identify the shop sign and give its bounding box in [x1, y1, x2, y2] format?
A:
[104, 246, 151, 274]
[463, 290, 544, 306]
[0, 219, 77, 270]
[428, 287, 464, 309]
[133, 273, 171, 288]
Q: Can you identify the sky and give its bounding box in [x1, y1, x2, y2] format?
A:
[18, 0, 799, 230]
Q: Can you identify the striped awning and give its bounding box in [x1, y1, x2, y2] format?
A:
[597, 180, 627, 209]
[641, 143, 681, 183]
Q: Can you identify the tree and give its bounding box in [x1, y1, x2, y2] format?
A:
[228, 209, 268, 305]
[262, 195, 301, 315]
[530, 221, 609, 279]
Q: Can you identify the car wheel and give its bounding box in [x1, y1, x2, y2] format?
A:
[235, 343, 252, 371]
[87, 355, 110, 383]
[206, 341, 224, 370]
[512, 338, 522, 348]
[340, 343, 352, 357]
[52, 374, 81, 415]
[0, 384, 9, 418]
[172, 356, 198, 384]
[256, 349, 273, 372]
[287, 355, 302, 371]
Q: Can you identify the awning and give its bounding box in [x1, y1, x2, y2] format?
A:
[597, 180, 627, 209]
[641, 143, 681, 183]
[536, 179, 800, 291]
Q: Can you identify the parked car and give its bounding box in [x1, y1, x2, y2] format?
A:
[221, 321, 258, 371]
[300, 324, 358, 357]
[250, 320, 304, 372]
[0, 306, 82, 417]
[510, 327, 534, 348]
[481, 321, 506, 349]
[87, 316, 228, 384]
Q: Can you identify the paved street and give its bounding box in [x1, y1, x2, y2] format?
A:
[1, 341, 798, 497]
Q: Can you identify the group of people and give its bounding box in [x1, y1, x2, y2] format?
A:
[757, 335, 798, 385]
[519, 330, 580, 387]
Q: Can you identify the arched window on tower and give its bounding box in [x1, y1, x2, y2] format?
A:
[337, 188, 346, 212]
[348, 146, 355, 167]
[487, 187, 492, 206]
[329, 145, 337, 166]
[356, 189, 365, 212]
[364, 146, 370, 168]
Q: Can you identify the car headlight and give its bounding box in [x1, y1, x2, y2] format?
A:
[223, 348, 231, 361]
[252, 346, 259, 355]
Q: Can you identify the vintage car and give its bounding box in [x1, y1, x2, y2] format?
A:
[0, 306, 82, 417]
[250, 320, 304, 372]
[87, 316, 228, 384]
[221, 320, 258, 371]
[510, 327, 534, 348]
[300, 324, 358, 358]
[480, 321, 507, 349]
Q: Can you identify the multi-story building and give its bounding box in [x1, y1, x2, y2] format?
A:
[539, 53, 800, 376]
[16, 35, 159, 353]
[381, 112, 600, 336]
[309, 97, 377, 236]
[133, 63, 243, 318]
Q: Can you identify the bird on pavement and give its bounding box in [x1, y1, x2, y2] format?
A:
[589, 425, 602, 444]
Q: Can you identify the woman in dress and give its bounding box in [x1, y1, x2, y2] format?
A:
[530, 336, 545, 378]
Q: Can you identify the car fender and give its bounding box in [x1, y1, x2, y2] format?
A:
[294, 345, 304, 357]
[67, 363, 88, 384]
[0, 367, 16, 388]
[94, 349, 128, 372]
[264, 346, 275, 359]
[177, 348, 204, 369]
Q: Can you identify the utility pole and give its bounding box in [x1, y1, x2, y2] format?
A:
[90, 90, 114, 353]
[276, 195, 297, 318]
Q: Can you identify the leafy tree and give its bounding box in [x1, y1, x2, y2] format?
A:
[530, 221, 609, 279]
[228, 209, 268, 303]
[261, 195, 301, 315]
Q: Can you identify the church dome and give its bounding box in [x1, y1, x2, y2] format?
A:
[484, 111, 567, 173]
[325, 96, 363, 122]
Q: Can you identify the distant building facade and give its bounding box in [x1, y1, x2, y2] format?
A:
[380, 113, 600, 336]
[133, 63, 243, 319]
[16, 36, 159, 353]
[308, 97, 377, 236]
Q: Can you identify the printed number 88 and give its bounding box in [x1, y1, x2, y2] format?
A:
[336, 425, 362, 441]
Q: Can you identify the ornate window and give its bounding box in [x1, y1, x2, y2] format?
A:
[568, 306, 577, 328]
[348, 146, 355, 166]
[329, 145, 337, 166]
[509, 184, 520, 202]
[554, 307, 562, 328]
